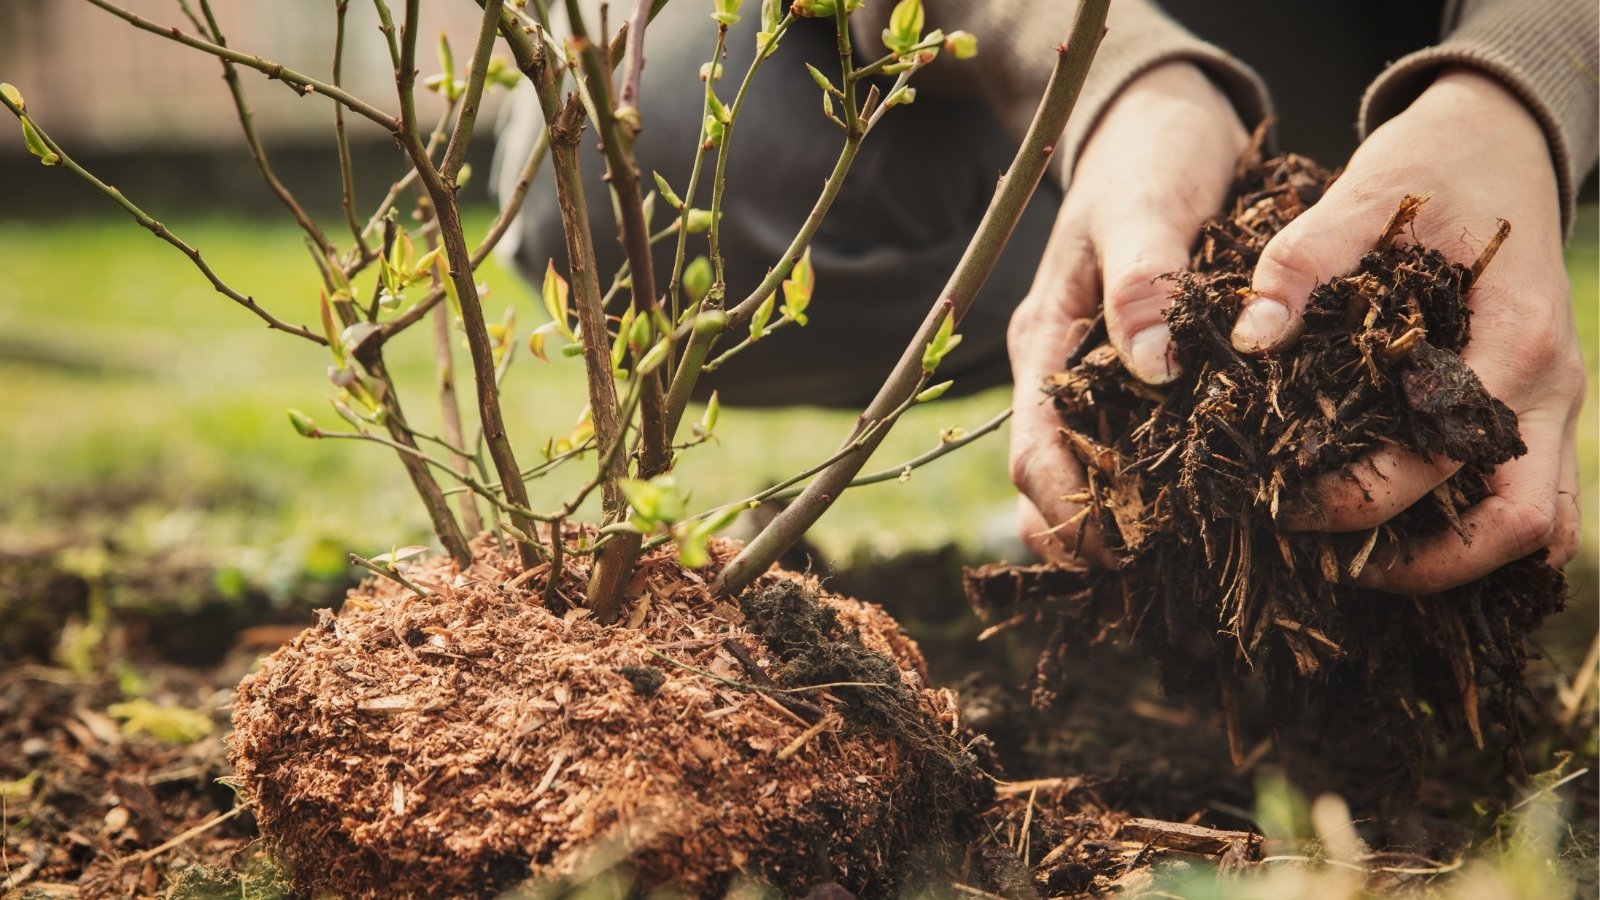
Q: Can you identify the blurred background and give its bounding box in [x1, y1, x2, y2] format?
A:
[0, 0, 1594, 659]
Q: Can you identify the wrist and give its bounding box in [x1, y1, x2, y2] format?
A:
[1410, 67, 1551, 163]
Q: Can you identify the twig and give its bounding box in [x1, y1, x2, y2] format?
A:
[713, 0, 1112, 596]
[81, 0, 396, 130]
[441, 0, 504, 181]
[350, 553, 432, 598]
[182, 0, 335, 258]
[0, 94, 326, 345]
[768, 407, 1012, 501]
[121, 806, 244, 865]
[332, 0, 370, 254]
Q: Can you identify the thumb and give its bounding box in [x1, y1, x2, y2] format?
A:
[1237, 190, 1381, 353]
[1098, 218, 1195, 385]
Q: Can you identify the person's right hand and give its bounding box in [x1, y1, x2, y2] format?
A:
[1008, 61, 1249, 562]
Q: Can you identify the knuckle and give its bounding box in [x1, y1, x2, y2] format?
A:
[1504, 496, 1559, 556]
[1102, 256, 1175, 310]
[1254, 223, 1330, 295]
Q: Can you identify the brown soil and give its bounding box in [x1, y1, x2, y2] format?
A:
[229, 533, 988, 897]
[968, 150, 1568, 816]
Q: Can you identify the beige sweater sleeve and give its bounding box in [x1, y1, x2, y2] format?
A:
[1361, 0, 1599, 233]
[851, 0, 1271, 186]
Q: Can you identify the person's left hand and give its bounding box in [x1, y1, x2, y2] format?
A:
[1227, 67, 1585, 592]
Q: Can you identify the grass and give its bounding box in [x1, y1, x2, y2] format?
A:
[0, 208, 1019, 588]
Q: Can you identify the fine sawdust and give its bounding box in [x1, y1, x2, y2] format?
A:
[968, 150, 1568, 812]
[230, 533, 986, 897]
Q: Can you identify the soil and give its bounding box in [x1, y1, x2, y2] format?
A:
[967, 150, 1569, 818]
[230, 533, 989, 898]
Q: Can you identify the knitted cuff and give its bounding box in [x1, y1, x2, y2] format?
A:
[1361, 0, 1599, 235]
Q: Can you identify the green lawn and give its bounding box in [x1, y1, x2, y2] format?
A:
[1, 204, 1594, 597]
[0, 209, 1018, 588]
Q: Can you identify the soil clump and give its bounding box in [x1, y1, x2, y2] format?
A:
[229, 533, 988, 897]
[968, 150, 1568, 813]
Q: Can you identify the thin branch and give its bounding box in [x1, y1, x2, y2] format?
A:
[441, 0, 504, 181]
[375, 127, 548, 342]
[768, 407, 1011, 501]
[181, 0, 334, 258]
[0, 94, 325, 344]
[81, 0, 397, 131]
[565, 0, 670, 482]
[350, 552, 432, 598]
[333, 0, 372, 254]
[713, 0, 1113, 596]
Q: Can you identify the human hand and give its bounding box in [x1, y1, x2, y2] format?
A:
[1008, 62, 1248, 562]
[1232, 68, 1585, 591]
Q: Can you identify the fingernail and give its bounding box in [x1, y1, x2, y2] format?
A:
[1128, 326, 1181, 385]
[1232, 298, 1289, 352]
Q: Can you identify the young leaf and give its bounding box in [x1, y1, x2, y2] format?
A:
[529, 320, 564, 362]
[712, 0, 743, 26]
[749, 293, 776, 339]
[0, 83, 23, 111]
[921, 311, 961, 372]
[319, 290, 346, 365]
[20, 116, 58, 166]
[542, 259, 575, 340]
[695, 390, 721, 437]
[779, 247, 814, 326]
[684, 256, 713, 304]
[882, 0, 924, 54]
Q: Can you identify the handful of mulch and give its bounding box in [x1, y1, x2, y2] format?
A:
[968, 152, 1565, 802]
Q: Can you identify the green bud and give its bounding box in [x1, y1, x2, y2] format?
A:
[486, 57, 522, 89]
[0, 83, 24, 111]
[20, 116, 57, 166]
[685, 208, 716, 234]
[699, 62, 725, 82]
[921, 311, 961, 372]
[944, 30, 978, 59]
[637, 338, 671, 375]
[703, 115, 725, 148]
[456, 162, 472, 188]
[287, 408, 320, 438]
[700, 391, 721, 434]
[749, 293, 776, 339]
[805, 63, 836, 94]
[885, 86, 918, 108]
[693, 310, 729, 335]
[684, 255, 713, 304]
[791, 0, 836, 17]
[914, 380, 953, 403]
[762, 0, 783, 31]
[628, 308, 653, 351]
[653, 171, 684, 209]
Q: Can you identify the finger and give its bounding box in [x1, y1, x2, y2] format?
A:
[1355, 411, 1567, 592]
[1096, 215, 1195, 385]
[1237, 186, 1391, 354]
[1548, 428, 1582, 569]
[1282, 446, 1461, 532]
[1018, 493, 1110, 567]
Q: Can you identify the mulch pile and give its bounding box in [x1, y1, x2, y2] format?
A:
[230, 533, 989, 897]
[969, 151, 1567, 808]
